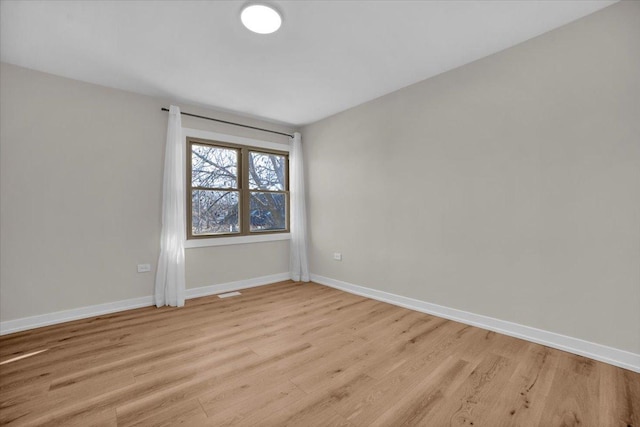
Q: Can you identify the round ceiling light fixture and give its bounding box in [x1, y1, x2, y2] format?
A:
[241, 4, 282, 34]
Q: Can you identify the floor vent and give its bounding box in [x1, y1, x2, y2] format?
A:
[217, 291, 242, 299]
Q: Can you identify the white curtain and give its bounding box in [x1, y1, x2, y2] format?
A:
[155, 105, 186, 307]
[290, 132, 310, 282]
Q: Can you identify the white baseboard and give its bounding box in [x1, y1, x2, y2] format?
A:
[310, 274, 640, 373]
[0, 296, 155, 336]
[4, 271, 636, 373]
[185, 272, 291, 299]
[0, 272, 291, 336]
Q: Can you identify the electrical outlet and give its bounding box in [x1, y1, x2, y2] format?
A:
[333, 252, 342, 261]
[137, 263, 151, 273]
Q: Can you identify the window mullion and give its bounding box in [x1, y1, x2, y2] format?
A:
[241, 147, 250, 235]
[191, 186, 238, 192]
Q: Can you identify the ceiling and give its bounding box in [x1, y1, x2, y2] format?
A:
[0, 0, 617, 126]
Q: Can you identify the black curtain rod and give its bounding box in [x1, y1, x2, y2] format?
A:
[161, 108, 293, 138]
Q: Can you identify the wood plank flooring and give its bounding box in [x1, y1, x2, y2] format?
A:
[0, 281, 638, 426]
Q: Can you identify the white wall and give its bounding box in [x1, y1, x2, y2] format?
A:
[0, 62, 292, 322]
[303, 1, 640, 354]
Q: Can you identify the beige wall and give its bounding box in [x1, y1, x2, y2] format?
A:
[303, 1, 640, 353]
[0, 62, 292, 322]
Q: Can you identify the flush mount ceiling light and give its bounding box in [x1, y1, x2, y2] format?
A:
[241, 4, 282, 34]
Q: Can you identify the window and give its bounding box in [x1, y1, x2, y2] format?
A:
[187, 137, 289, 239]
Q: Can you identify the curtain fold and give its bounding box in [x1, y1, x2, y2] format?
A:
[290, 132, 310, 282]
[155, 105, 186, 307]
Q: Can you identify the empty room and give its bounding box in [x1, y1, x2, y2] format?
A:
[0, 0, 638, 426]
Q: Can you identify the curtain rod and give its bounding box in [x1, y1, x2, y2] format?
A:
[161, 108, 293, 138]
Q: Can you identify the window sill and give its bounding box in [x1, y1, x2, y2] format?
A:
[184, 233, 290, 248]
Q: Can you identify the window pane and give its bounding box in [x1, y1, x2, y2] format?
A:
[249, 151, 286, 191]
[192, 144, 238, 189]
[192, 190, 239, 235]
[250, 192, 286, 231]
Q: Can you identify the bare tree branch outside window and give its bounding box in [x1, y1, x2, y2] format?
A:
[188, 139, 288, 238]
[191, 144, 240, 235]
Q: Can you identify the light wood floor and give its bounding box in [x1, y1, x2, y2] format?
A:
[0, 281, 638, 426]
